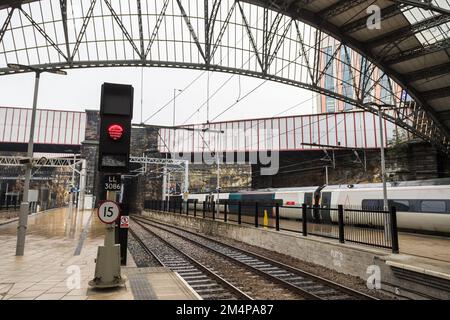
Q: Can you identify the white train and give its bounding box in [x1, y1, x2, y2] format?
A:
[182, 179, 450, 234]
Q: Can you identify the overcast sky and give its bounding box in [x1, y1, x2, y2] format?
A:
[0, 67, 316, 126]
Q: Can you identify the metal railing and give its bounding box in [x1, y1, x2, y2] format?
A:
[0, 195, 20, 211]
[143, 199, 399, 253]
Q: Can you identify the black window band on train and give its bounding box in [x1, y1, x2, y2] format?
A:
[361, 199, 450, 214]
[420, 200, 447, 213]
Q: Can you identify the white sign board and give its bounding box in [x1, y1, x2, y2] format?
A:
[98, 201, 120, 224]
[29, 190, 39, 202]
[84, 195, 94, 210]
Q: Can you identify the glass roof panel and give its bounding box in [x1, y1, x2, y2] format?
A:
[401, 0, 450, 46]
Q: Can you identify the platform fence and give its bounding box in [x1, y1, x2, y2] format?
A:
[143, 199, 399, 253]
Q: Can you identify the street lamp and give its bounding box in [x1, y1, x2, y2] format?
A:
[168, 88, 183, 204]
[8, 63, 67, 256]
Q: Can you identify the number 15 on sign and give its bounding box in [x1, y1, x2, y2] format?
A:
[98, 201, 120, 224]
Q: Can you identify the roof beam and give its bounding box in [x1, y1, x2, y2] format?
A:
[384, 38, 450, 65]
[136, 0, 145, 59]
[0, 1, 34, 11]
[367, 14, 450, 48]
[341, 3, 405, 34]
[405, 61, 450, 81]
[103, 0, 143, 60]
[261, 1, 450, 145]
[318, 0, 367, 19]
[0, 7, 14, 45]
[175, 0, 207, 63]
[70, 0, 97, 61]
[59, 0, 71, 62]
[421, 86, 450, 100]
[144, 0, 169, 59]
[20, 7, 68, 61]
[438, 110, 450, 121]
[393, 0, 450, 16]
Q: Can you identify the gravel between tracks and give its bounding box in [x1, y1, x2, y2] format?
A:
[127, 231, 162, 267]
[141, 216, 394, 300]
[200, 229, 394, 300]
[138, 220, 305, 300]
[130, 221, 243, 300]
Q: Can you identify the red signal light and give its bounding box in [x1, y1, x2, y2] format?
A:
[108, 124, 124, 140]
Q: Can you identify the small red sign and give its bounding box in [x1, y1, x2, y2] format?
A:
[286, 201, 296, 206]
[120, 216, 129, 228]
[108, 124, 124, 140]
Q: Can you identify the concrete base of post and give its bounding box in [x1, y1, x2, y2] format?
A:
[89, 225, 125, 289]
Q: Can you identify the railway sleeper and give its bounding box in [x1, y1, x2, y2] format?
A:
[190, 284, 223, 290]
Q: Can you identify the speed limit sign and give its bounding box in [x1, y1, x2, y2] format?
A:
[98, 201, 120, 224]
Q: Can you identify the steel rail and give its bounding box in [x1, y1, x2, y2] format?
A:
[128, 228, 164, 266]
[134, 216, 325, 299]
[134, 215, 378, 300]
[131, 218, 253, 300]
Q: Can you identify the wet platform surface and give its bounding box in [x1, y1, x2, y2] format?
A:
[0, 208, 199, 300]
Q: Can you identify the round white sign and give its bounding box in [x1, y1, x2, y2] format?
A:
[98, 201, 120, 224]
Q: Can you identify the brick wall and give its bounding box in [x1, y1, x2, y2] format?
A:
[252, 141, 450, 189]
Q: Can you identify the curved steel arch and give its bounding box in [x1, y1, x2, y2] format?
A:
[0, 0, 448, 151]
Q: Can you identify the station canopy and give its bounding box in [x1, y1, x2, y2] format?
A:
[0, 0, 449, 151]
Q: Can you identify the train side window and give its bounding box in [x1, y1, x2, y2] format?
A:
[389, 200, 410, 211]
[362, 199, 383, 210]
[420, 200, 446, 213]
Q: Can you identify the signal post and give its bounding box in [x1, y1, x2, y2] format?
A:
[89, 83, 133, 289]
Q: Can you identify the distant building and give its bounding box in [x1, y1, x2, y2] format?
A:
[317, 37, 412, 114]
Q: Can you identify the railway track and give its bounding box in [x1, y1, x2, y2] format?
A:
[132, 215, 377, 300]
[130, 223, 252, 300]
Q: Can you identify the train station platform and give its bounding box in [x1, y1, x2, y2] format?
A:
[0, 208, 199, 300]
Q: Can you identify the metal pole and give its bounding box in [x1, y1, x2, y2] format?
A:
[173, 89, 176, 127]
[167, 172, 171, 199]
[68, 154, 76, 217]
[207, 72, 210, 122]
[302, 203, 308, 236]
[378, 106, 388, 210]
[338, 205, 345, 244]
[16, 71, 40, 256]
[378, 106, 391, 240]
[184, 161, 189, 193]
[325, 166, 329, 185]
[390, 206, 399, 254]
[162, 164, 167, 209]
[79, 159, 86, 210]
[216, 151, 220, 217]
[183, 160, 189, 213]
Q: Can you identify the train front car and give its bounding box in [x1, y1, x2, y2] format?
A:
[330, 183, 450, 234]
[227, 191, 277, 217]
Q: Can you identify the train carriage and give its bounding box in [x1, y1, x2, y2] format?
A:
[183, 179, 450, 234]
